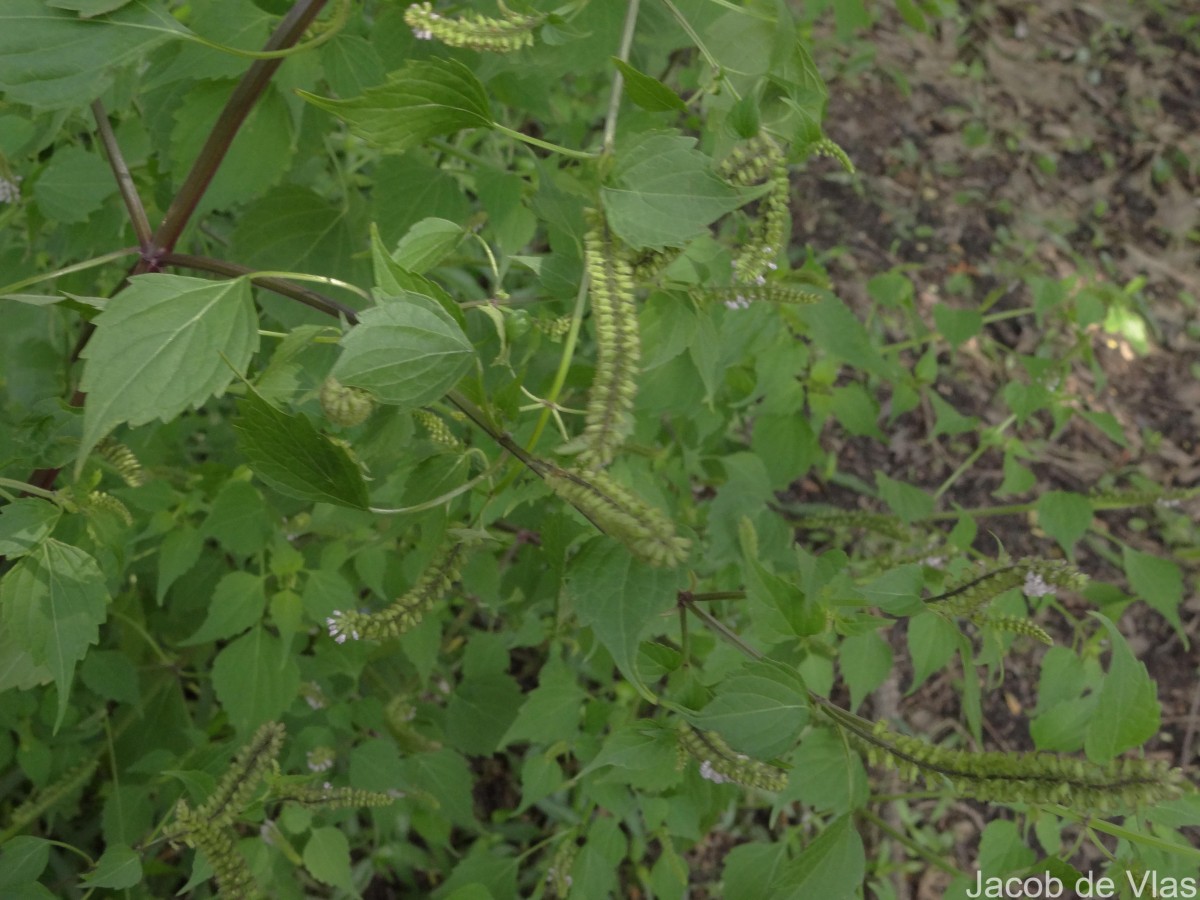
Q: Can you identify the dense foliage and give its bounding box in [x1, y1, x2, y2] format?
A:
[0, 1, 1196, 897]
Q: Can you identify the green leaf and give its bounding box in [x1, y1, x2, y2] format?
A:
[234, 389, 370, 510]
[1036, 491, 1092, 554]
[445, 674, 523, 755]
[782, 727, 869, 814]
[298, 58, 492, 153]
[331, 296, 474, 410]
[372, 155, 470, 247]
[303, 828, 355, 894]
[693, 660, 809, 759]
[796, 293, 894, 379]
[1123, 547, 1185, 636]
[0, 836, 51, 888]
[211, 626, 301, 733]
[501, 658, 586, 746]
[933, 304, 983, 348]
[46, 0, 133, 14]
[739, 519, 822, 636]
[169, 83, 294, 214]
[612, 59, 687, 112]
[770, 815, 864, 900]
[840, 629, 893, 711]
[566, 539, 683, 701]
[78, 274, 258, 469]
[179, 571, 266, 646]
[80, 843, 142, 889]
[875, 472, 934, 524]
[601, 132, 742, 249]
[0, 540, 109, 729]
[156, 526, 203, 605]
[0, 1, 185, 109]
[392, 218, 465, 274]
[31, 146, 116, 223]
[726, 93, 762, 139]
[0, 500, 61, 559]
[723, 842, 790, 899]
[1084, 613, 1160, 761]
[906, 612, 959, 694]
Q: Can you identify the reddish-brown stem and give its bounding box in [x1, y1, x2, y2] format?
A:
[91, 100, 153, 251]
[162, 252, 359, 323]
[27, 0, 333, 495]
[150, 0, 331, 258]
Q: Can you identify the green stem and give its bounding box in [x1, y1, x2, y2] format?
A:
[604, 0, 642, 153]
[660, 0, 736, 97]
[0, 477, 62, 503]
[932, 414, 1015, 501]
[857, 807, 960, 876]
[493, 124, 598, 160]
[1047, 808, 1200, 863]
[237, 268, 370, 301]
[883, 307, 1035, 354]
[174, 0, 350, 60]
[0, 248, 140, 298]
[526, 271, 590, 452]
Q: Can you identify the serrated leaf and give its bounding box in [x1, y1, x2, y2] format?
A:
[1036, 491, 1092, 554]
[179, 571, 266, 646]
[369, 223, 465, 329]
[0, 500, 61, 559]
[32, 146, 116, 223]
[211, 626, 301, 733]
[0, 1, 185, 109]
[0, 540, 108, 729]
[331, 296, 474, 410]
[1123, 547, 1185, 637]
[445, 674, 522, 755]
[502, 658, 586, 746]
[78, 274, 258, 470]
[782, 727, 868, 814]
[1084, 613, 1160, 761]
[770, 815, 864, 900]
[612, 58, 687, 112]
[298, 58, 492, 152]
[566, 539, 683, 701]
[601, 132, 742, 249]
[303, 828, 354, 893]
[234, 389, 370, 510]
[80, 843, 141, 889]
[693, 660, 809, 759]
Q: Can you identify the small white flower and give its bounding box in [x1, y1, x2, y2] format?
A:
[0, 176, 21, 204]
[1155, 497, 1182, 509]
[413, 28, 433, 40]
[921, 555, 946, 569]
[699, 760, 732, 784]
[1023, 571, 1054, 598]
[307, 748, 335, 773]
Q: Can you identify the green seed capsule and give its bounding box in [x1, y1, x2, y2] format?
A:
[320, 377, 375, 427]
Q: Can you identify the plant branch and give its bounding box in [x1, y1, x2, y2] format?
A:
[161, 252, 360, 322]
[152, 0, 331, 256]
[91, 101, 152, 251]
[604, 0, 641, 153]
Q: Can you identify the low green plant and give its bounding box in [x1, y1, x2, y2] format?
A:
[0, 1, 1195, 897]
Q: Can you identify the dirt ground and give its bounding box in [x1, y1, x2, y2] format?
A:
[787, 0, 1199, 889]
